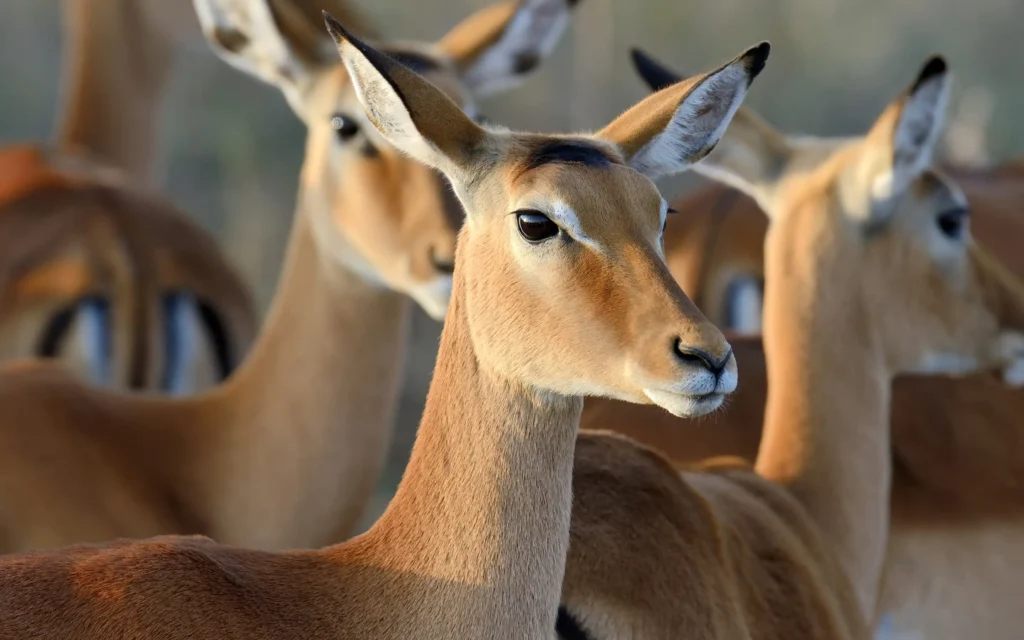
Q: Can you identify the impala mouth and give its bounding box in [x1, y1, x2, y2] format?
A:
[410, 275, 454, 321]
[642, 387, 726, 418]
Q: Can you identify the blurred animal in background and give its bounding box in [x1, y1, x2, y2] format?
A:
[654, 61, 1000, 336]
[582, 50, 1024, 640]
[0, 0, 579, 555]
[0, 145, 256, 394]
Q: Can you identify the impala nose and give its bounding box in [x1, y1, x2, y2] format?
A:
[673, 341, 733, 378]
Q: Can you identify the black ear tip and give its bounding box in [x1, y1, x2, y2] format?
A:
[744, 41, 771, 78]
[322, 11, 347, 42]
[919, 55, 949, 82]
[567, 0, 583, 7]
[629, 47, 682, 93]
[630, 48, 651, 68]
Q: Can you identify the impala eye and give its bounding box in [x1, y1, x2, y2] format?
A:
[516, 211, 560, 243]
[936, 207, 968, 239]
[331, 113, 360, 142]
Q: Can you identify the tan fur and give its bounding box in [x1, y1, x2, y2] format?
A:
[0, 144, 256, 392]
[0, 25, 760, 639]
[563, 57, 1024, 639]
[0, 0, 583, 552]
[586, 119, 1024, 640]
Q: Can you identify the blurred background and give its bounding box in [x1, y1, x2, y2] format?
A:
[2, 0, 1022, 530]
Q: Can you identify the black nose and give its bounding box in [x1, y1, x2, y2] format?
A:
[674, 341, 732, 376]
[429, 248, 455, 275]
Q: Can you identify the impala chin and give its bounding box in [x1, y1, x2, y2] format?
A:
[642, 365, 738, 418]
[644, 388, 727, 417]
[410, 276, 454, 321]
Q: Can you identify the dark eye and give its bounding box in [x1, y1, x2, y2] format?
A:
[516, 211, 560, 243]
[331, 114, 360, 142]
[936, 207, 968, 239]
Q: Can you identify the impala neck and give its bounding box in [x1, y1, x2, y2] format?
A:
[346, 265, 581, 637]
[56, 0, 174, 181]
[755, 294, 891, 619]
[196, 162, 411, 549]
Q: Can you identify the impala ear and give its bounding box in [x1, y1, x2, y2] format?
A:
[631, 48, 684, 93]
[325, 13, 488, 182]
[629, 47, 792, 213]
[437, 0, 580, 97]
[598, 43, 770, 181]
[192, 0, 324, 116]
[864, 56, 952, 203]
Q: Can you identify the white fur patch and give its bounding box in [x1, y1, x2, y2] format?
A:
[548, 201, 600, 251]
[875, 614, 923, 640]
[411, 276, 454, 321]
[725, 277, 763, 334]
[68, 299, 112, 387]
[629, 62, 751, 180]
[993, 332, 1024, 387]
[192, 0, 310, 113]
[460, 0, 572, 97]
[908, 352, 979, 376]
[163, 293, 203, 397]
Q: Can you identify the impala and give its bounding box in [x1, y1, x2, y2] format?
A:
[0, 143, 256, 393]
[579, 52, 1024, 640]
[0, 0, 577, 554]
[0, 15, 761, 639]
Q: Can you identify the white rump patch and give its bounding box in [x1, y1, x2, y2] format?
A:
[629, 62, 751, 180]
[723, 276, 763, 334]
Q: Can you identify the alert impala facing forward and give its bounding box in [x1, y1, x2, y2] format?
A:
[0, 0, 578, 554]
[0, 16, 761, 639]
[576, 53, 1024, 639]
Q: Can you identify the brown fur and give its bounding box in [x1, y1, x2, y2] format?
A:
[0, 0, 583, 553]
[0, 144, 256, 392]
[564, 57, 1024, 639]
[0, 27, 762, 639]
[585, 133, 1024, 640]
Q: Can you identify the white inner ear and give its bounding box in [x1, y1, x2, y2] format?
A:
[629, 64, 751, 180]
[460, 0, 570, 97]
[339, 43, 444, 170]
[882, 75, 951, 198]
[192, 0, 309, 113]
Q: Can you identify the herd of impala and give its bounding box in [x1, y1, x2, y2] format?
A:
[0, 0, 1021, 638]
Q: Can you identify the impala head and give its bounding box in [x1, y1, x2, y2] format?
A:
[330, 17, 770, 416]
[194, 0, 579, 319]
[633, 51, 1024, 380]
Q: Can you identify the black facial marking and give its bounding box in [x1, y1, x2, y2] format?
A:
[522, 140, 617, 173]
